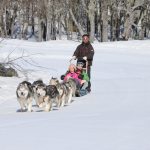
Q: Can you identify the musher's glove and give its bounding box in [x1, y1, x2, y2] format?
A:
[70, 56, 76, 62]
[83, 56, 87, 60]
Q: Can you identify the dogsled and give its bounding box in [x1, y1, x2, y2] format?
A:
[61, 58, 90, 97]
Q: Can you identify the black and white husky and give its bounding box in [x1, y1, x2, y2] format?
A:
[16, 81, 34, 112]
[45, 85, 60, 110]
[49, 77, 73, 106]
[35, 83, 60, 111]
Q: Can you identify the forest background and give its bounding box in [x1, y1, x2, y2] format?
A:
[0, 0, 150, 42]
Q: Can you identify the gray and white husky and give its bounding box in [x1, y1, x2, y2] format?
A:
[32, 79, 45, 107]
[49, 77, 73, 106]
[65, 77, 77, 97]
[45, 85, 60, 110]
[16, 81, 34, 112]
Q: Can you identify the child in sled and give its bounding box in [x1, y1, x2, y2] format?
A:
[62, 63, 89, 96]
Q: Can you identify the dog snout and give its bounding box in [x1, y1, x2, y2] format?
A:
[37, 93, 41, 97]
[21, 92, 24, 95]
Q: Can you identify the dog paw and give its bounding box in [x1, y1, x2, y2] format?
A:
[28, 109, 33, 112]
[16, 108, 27, 112]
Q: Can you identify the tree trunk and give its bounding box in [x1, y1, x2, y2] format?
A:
[58, 15, 62, 40]
[88, 0, 95, 42]
[46, 19, 51, 41]
[69, 8, 84, 36]
[22, 22, 28, 40]
[38, 18, 42, 42]
[0, 12, 4, 37]
[101, 0, 108, 42]
[124, 14, 132, 40]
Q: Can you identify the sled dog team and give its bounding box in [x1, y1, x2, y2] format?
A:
[16, 77, 77, 112]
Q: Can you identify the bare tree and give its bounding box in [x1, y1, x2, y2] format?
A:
[122, 0, 145, 40]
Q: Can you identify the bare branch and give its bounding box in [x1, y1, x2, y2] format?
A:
[0, 49, 51, 77]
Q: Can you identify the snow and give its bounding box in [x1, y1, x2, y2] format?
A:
[0, 39, 150, 150]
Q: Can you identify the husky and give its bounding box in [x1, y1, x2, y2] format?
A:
[45, 85, 60, 110]
[63, 81, 73, 104]
[65, 77, 77, 97]
[32, 79, 45, 107]
[33, 81, 47, 108]
[36, 83, 60, 111]
[49, 77, 59, 86]
[16, 81, 34, 112]
[49, 77, 73, 106]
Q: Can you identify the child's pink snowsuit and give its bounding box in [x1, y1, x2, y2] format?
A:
[64, 72, 81, 84]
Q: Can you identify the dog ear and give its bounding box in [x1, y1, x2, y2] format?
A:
[19, 83, 22, 87]
[24, 83, 28, 88]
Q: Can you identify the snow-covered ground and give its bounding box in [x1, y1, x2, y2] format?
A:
[0, 39, 150, 150]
